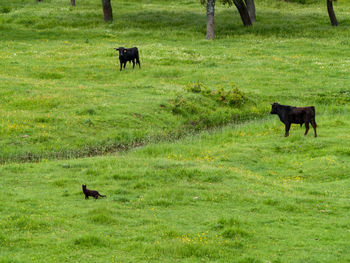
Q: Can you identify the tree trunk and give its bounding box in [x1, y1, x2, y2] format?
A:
[327, 0, 338, 26]
[71, 0, 76, 6]
[101, 0, 113, 22]
[245, 0, 256, 23]
[206, 0, 215, 39]
[234, 0, 252, 26]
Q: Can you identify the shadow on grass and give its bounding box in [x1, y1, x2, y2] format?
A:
[2, 3, 350, 41]
[216, 8, 350, 38]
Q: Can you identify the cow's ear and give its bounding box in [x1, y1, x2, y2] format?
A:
[116, 48, 119, 51]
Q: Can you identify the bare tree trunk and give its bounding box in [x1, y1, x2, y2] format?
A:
[234, 0, 252, 26]
[327, 0, 338, 26]
[101, 0, 113, 22]
[206, 0, 215, 39]
[71, 0, 76, 6]
[245, 0, 256, 23]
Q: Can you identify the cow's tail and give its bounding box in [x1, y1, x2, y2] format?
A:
[310, 106, 317, 127]
[311, 106, 316, 118]
[136, 48, 141, 68]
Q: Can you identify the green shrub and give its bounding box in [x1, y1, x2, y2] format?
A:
[1, 7, 11, 13]
[217, 86, 247, 107]
[185, 82, 248, 108]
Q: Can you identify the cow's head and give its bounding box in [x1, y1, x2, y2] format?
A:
[115, 47, 127, 58]
[270, 102, 280, 114]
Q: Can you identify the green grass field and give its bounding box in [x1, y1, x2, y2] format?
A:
[1, 0, 350, 262]
[1, 0, 350, 161]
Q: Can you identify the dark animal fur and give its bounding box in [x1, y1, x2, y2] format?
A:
[270, 102, 317, 137]
[82, 184, 106, 199]
[115, 47, 141, 71]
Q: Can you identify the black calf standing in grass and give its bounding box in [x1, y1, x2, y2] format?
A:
[270, 102, 317, 137]
[82, 184, 106, 199]
[115, 47, 141, 71]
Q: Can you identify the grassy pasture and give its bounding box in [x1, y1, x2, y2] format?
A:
[1, 0, 350, 262]
[1, 116, 350, 262]
[1, 0, 350, 161]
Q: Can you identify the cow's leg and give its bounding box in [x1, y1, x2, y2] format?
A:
[123, 62, 126, 69]
[120, 61, 123, 71]
[132, 59, 135, 69]
[311, 120, 317, 137]
[304, 122, 310, 136]
[285, 123, 291, 137]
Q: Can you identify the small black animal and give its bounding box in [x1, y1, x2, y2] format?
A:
[270, 102, 317, 137]
[82, 184, 106, 199]
[115, 47, 141, 71]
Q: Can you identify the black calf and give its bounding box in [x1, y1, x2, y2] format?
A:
[115, 47, 141, 71]
[270, 102, 317, 137]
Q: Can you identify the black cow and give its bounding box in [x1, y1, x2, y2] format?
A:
[115, 47, 141, 71]
[270, 102, 317, 137]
